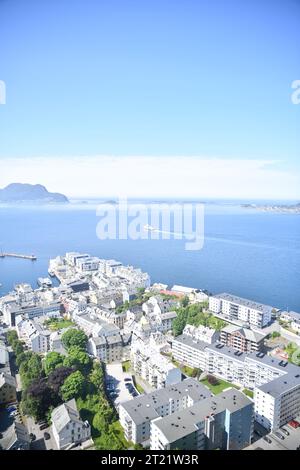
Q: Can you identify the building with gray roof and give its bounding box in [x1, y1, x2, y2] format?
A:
[119, 378, 211, 445]
[151, 388, 254, 450]
[51, 399, 91, 450]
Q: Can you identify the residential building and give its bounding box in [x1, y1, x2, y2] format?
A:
[172, 334, 207, 370]
[88, 333, 123, 363]
[279, 311, 300, 323]
[291, 320, 300, 334]
[131, 339, 182, 389]
[51, 399, 91, 450]
[1, 422, 30, 450]
[150, 389, 254, 450]
[183, 324, 219, 344]
[254, 372, 300, 431]
[220, 324, 266, 353]
[209, 293, 272, 328]
[0, 372, 17, 405]
[119, 378, 211, 444]
[16, 317, 51, 353]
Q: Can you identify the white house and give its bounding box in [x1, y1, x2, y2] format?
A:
[51, 399, 91, 450]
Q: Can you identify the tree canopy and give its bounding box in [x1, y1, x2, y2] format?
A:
[61, 328, 88, 351]
[60, 370, 86, 401]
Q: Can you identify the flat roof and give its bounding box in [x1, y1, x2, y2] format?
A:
[212, 293, 272, 312]
[121, 378, 211, 426]
[152, 389, 252, 444]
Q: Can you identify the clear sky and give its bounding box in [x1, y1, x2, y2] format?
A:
[0, 0, 299, 198]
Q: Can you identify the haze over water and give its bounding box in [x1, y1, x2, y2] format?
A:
[0, 201, 299, 312]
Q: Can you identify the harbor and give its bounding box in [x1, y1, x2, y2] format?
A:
[0, 252, 37, 261]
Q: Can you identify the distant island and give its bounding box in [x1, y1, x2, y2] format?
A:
[242, 202, 300, 214]
[0, 183, 69, 203]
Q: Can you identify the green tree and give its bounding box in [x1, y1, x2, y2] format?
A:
[60, 370, 85, 400]
[7, 330, 18, 345]
[61, 328, 88, 351]
[63, 346, 92, 374]
[20, 354, 43, 389]
[89, 362, 104, 392]
[15, 351, 28, 368]
[44, 351, 64, 375]
[14, 341, 24, 356]
[180, 296, 189, 307]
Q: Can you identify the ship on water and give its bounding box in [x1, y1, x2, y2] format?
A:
[143, 224, 157, 232]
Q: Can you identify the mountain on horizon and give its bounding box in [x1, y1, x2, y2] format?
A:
[0, 183, 69, 203]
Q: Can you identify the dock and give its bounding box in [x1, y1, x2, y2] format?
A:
[0, 252, 37, 261]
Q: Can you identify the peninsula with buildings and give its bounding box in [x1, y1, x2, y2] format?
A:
[0, 252, 300, 451]
[242, 202, 300, 214]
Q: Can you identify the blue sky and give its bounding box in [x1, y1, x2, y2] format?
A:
[0, 0, 299, 198]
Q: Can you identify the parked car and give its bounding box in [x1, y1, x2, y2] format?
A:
[39, 423, 48, 431]
[274, 431, 284, 440]
[6, 406, 16, 413]
[9, 410, 18, 417]
[131, 391, 138, 397]
[281, 428, 290, 436]
[289, 420, 300, 429]
[29, 433, 36, 441]
[44, 432, 51, 440]
[124, 378, 132, 382]
[263, 436, 272, 444]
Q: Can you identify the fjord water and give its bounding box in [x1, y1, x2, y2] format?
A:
[0, 202, 299, 311]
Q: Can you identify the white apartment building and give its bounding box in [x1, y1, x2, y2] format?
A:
[16, 317, 51, 353]
[51, 399, 91, 450]
[76, 257, 100, 272]
[150, 389, 254, 451]
[209, 293, 272, 328]
[172, 334, 207, 370]
[119, 378, 211, 444]
[280, 311, 300, 323]
[183, 324, 219, 344]
[291, 320, 300, 334]
[72, 308, 120, 338]
[254, 372, 300, 431]
[131, 339, 182, 390]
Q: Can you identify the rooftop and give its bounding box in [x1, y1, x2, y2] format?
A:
[152, 388, 252, 443]
[121, 378, 211, 426]
[212, 293, 272, 313]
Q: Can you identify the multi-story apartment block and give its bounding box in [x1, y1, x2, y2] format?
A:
[183, 324, 219, 344]
[254, 372, 300, 431]
[220, 324, 266, 353]
[150, 389, 254, 450]
[76, 256, 100, 272]
[119, 378, 211, 444]
[172, 334, 207, 370]
[280, 310, 300, 323]
[72, 308, 121, 337]
[16, 317, 51, 353]
[87, 333, 123, 363]
[209, 293, 272, 328]
[97, 306, 126, 330]
[131, 339, 181, 389]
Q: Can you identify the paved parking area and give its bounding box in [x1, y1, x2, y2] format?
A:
[246, 420, 300, 450]
[25, 415, 57, 450]
[105, 363, 137, 408]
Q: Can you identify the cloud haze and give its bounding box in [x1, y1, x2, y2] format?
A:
[1, 156, 299, 200]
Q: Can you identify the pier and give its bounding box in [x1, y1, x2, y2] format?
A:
[0, 252, 37, 261]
